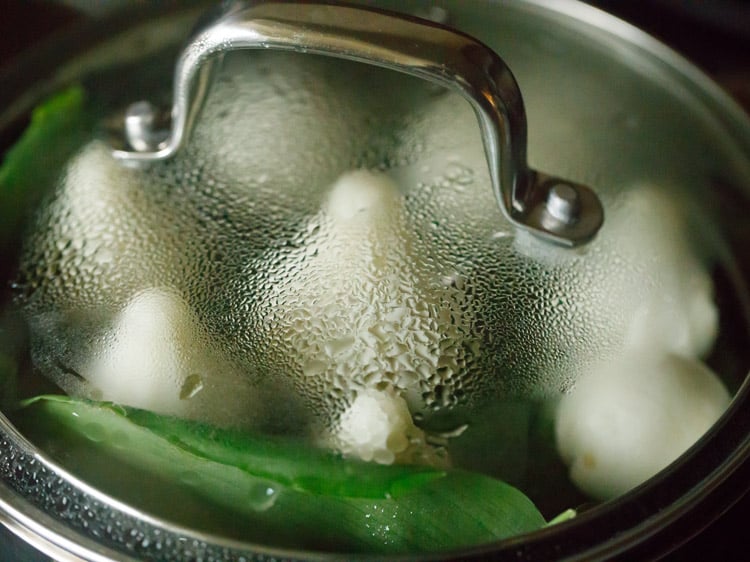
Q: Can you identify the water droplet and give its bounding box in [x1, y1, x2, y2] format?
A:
[179, 374, 204, 400]
[179, 470, 202, 487]
[491, 230, 512, 240]
[109, 429, 130, 450]
[82, 422, 106, 443]
[248, 481, 278, 511]
[303, 359, 327, 377]
[436, 424, 469, 439]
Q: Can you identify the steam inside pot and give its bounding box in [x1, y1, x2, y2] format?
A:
[4, 48, 740, 550]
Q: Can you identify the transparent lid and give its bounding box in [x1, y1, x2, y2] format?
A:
[17, 1, 743, 429]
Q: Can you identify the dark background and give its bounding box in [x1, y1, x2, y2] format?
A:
[0, 1, 748, 560]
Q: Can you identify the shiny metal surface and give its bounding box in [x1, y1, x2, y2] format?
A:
[111, 1, 604, 247]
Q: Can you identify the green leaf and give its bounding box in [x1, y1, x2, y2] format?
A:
[22, 394, 445, 500]
[15, 395, 547, 554]
[0, 86, 89, 246]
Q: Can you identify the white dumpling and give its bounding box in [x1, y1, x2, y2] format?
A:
[555, 186, 727, 500]
[556, 352, 729, 500]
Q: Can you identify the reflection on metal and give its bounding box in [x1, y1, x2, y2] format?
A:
[110, 1, 604, 247]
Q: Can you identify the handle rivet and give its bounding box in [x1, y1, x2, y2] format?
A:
[125, 101, 165, 153]
[546, 183, 581, 224]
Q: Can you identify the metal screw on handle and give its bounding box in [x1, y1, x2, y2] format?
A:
[546, 183, 581, 224]
[110, 1, 604, 247]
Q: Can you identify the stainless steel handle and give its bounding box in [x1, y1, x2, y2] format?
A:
[111, 1, 604, 246]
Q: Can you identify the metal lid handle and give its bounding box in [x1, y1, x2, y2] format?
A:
[111, 1, 604, 246]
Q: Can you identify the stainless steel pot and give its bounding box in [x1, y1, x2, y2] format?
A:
[0, 1, 749, 560]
